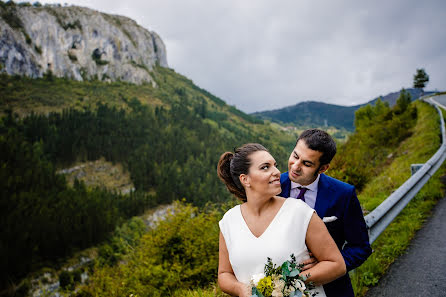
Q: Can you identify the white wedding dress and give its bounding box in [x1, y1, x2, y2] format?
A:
[219, 198, 326, 296]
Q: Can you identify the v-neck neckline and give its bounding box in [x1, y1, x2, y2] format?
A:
[239, 198, 289, 239]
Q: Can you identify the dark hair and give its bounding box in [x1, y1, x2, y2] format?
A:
[297, 129, 337, 165]
[217, 143, 268, 202]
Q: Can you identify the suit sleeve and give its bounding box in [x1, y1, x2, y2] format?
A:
[341, 187, 372, 271]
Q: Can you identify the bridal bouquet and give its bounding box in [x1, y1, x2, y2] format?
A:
[250, 254, 317, 297]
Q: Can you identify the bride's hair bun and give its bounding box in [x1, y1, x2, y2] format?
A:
[217, 143, 268, 202]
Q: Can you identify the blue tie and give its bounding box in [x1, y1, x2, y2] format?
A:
[296, 186, 307, 202]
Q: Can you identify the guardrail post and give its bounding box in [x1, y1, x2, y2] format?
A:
[411, 164, 424, 175]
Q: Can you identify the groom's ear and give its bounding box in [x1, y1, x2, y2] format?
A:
[318, 164, 330, 174]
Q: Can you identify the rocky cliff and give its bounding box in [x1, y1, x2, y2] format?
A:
[0, 2, 168, 84]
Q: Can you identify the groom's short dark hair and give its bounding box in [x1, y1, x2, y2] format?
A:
[297, 129, 337, 166]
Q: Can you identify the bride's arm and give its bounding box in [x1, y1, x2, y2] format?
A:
[303, 213, 347, 285]
[218, 232, 251, 297]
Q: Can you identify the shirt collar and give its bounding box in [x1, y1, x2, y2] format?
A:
[291, 174, 320, 192]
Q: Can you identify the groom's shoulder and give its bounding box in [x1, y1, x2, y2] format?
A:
[280, 171, 289, 183]
[321, 173, 355, 191]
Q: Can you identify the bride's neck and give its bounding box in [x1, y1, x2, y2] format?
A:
[243, 195, 275, 217]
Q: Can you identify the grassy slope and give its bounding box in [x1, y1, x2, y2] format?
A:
[60, 157, 134, 193]
[0, 74, 162, 116]
[351, 100, 445, 296]
[358, 101, 441, 211]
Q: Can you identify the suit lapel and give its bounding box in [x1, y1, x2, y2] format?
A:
[315, 174, 333, 218]
[279, 172, 291, 197]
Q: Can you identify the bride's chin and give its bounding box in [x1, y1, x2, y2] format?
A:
[273, 189, 282, 196]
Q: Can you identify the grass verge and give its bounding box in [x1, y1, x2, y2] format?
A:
[351, 100, 445, 296]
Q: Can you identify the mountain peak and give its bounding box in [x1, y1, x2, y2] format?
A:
[0, 2, 168, 84]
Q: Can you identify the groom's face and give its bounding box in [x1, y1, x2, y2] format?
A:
[288, 140, 329, 186]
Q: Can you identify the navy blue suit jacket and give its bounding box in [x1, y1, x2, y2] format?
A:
[280, 172, 372, 297]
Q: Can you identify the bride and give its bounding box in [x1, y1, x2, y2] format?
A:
[217, 143, 346, 297]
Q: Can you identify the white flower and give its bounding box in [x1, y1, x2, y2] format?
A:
[251, 273, 266, 286]
[272, 288, 284, 297]
[283, 286, 293, 296]
[272, 275, 285, 297]
[293, 279, 306, 292]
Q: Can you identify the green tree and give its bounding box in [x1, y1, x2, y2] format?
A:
[354, 98, 390, 131]
[413, 68, 429, 96]
[395, 88, 412, 114]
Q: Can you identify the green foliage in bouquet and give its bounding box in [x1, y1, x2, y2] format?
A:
[251, 254, 317, 297]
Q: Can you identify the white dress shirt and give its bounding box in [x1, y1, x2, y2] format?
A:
[290, 174, 320, 209]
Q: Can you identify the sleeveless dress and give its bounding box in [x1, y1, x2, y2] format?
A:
[219, 198, 326, 296]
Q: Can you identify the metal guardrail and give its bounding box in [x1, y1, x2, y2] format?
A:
[364, 95, 446, 244]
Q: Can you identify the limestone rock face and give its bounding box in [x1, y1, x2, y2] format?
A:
[0, 4, 168, 84]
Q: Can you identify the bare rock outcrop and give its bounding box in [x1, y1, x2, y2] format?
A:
[0, 3, 168, 84]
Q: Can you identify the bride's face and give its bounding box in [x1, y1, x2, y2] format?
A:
[241, 150, 281, 196]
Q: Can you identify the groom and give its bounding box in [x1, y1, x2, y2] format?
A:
[279, 129, 372, 297]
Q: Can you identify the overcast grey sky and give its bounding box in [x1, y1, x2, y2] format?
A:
[41, 0, 446, 113]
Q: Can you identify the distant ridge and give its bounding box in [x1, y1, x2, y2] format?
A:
[252, 88, 437, 131]
[252, 101, 359, 131]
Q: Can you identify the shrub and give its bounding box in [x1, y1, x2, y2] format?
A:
[59, 269, 82, 290]
[330, 97, 417, 190]
[91, 49, 109, 65]
[80, 202, 222, 296]
[59, 271, 73, 289]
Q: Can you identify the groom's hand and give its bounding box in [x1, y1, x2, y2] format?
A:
[301, 252, 318, 271]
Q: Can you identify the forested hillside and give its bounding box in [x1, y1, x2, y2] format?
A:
[0, 66, 297, 291]
[252, 88, 436, 131]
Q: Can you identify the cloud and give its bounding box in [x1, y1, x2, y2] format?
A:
[40, 0, 446, 112]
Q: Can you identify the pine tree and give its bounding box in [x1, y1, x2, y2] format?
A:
[413, 68, 429, 96]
